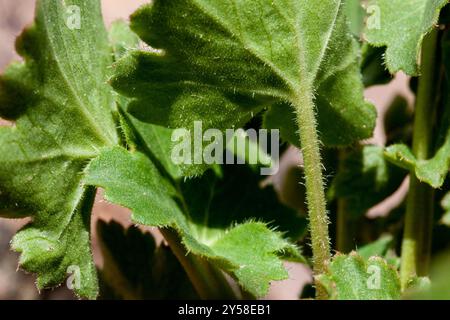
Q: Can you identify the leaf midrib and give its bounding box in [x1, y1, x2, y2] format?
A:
[41, 5, 115, 147]
[192, 0, 343, 104]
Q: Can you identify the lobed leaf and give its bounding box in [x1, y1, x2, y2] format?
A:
[85, 147, 305, 297]
[0, 0, 119, 298]
[317, 252, 401, 300]
[111, 0, 376, 176]
[384, 32, 450, 188]
[365, 0, 447, 75]
[385, 144, 450, 188]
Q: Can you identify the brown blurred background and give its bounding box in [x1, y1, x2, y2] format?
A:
[0, 0, 413, 300]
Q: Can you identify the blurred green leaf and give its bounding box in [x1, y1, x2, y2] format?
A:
[384, 32, 450, 188]
[85, 147, 305, 297]
[361, 44, 392, 87]
[97, 220, 198, 300]
[328, 146, 407, 219]
[383, 95, 413, 145]
[358, 235, 394, 260]
[344, 0, 365, 37]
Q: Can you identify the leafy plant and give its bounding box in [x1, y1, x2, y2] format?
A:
[1, 0, 450, 300]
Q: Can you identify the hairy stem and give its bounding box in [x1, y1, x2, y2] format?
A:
[293, 89, 331, 299]
[400, 29, 438, 289]
[160, 228, 237, 299]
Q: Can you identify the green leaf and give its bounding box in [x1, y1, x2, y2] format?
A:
[0, 0, 118, 298]
[344, 1, 392, 88]
[125, 113, 184, 180]
[358, 235, 394, 260]
[97, 220, 198, 300]
[344, 0, 365, 37]
[409, 252, 450, 299]
[111, 0, 376, 176]
[365, 0, 447, 75]
[361, 44, 392, 87]
[317, 252, 401, 300]
[109, 20, 141, 61]
[384, 32, 450, 188]
[384, 83, 450, 187]
[107, 20, 185, 179]
[385, 143, 449, 188]
[328, 146, 407, 218]
[85, 147, 305, 297]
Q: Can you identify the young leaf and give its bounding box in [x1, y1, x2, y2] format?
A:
[328, 145, 407, 218]
[365, 0, 447, 75]
[111, 0, 376, 176]
[385, 91, 450, 188]
[385, 144, 449, 188]
[85, 147, 305, 297]
[317, 252, 401, 300]
[0, 0, 118, 298]
[97, 220, 197, 300]
[384, 32, 450, 188]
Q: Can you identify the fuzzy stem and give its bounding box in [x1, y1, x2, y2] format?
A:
[400, 29, 438, 290]
[160, 228, 238, 299]
[293, 89, 331, 299]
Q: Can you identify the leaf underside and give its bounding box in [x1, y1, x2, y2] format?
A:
[111, 0, 376, 176]
[85, 147, 305, 297]
[365, 0, 447, 75]
[317, 252, 401, 300]
[0, 0, 118, 298]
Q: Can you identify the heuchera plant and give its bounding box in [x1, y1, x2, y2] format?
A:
[1, 0, 450, 300]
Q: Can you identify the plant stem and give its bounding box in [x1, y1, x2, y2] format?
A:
[160, 228, 237, 299]
[337, 199, 353, 253]
[336, 150, 353, 253]
[293, 89, 331, 299]
[400, 29, 438, 289]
